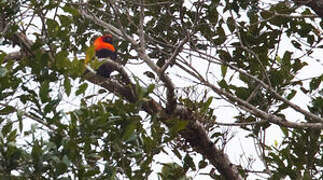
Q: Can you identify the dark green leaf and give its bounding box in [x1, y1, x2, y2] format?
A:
[201, 97, 213, 114]
[169, 119, 188, 136]
[221, 65, 227, 78]
[64, 77, 71, 96]
[2, 122, 13, 137]
[218, 50, 231, 62]
[183, 153, 196, 171]
[39, 81, 50, 103]
[144, 71, 155, 79]
[227, 17, 235, 32]
[62, 5, 80, 16]
[58, 15, 72, 27]
[291, 40, 302, 50]
[218, 79, 228, 89]
[146, 84, 155, 95]
[309, 77, 321, 91]
[122, 121, 137, 141]
[172, 148, 182, 160]
[198, 160, 208, 169]
[76, 83, 88, 96]
[286, 90, 296, 100]
[0, 106, 15, 115]
[7, 129, 17, 141]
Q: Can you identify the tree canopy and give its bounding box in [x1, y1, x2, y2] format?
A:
[0, 0, 322, 179]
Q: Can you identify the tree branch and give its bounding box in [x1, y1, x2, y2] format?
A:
[87, 3, 178, 113]
[203, 80, 323, 129]
[188, 48, 323, 124]
[3, 31, 243, 180]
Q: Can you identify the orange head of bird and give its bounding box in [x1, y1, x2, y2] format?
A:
[94, 34, 116, 59]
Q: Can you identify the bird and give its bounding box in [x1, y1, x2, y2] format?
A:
[88, 34, 117, 78]
[94, 34, 117, 60]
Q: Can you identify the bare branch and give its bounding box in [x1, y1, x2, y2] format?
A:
[187, 48, 323, 124]
[161, 35, 189, 73]
[139, 0, 146, 51]
[214, 120, 268, 126]
[204, 80, 323, 129]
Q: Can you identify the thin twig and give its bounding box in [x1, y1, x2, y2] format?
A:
[214, 120, 267, 126]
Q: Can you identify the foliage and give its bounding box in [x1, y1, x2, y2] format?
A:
[0, 0, 322, 179]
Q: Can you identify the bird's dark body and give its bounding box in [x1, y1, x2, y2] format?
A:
[93, 34, 117, 78]
[96, 49, 117, 60]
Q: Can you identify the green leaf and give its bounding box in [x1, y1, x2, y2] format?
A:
[62, 155, 71, 166]
[280, 127, 289, 137]
[221, 65, 227, 78]
[218, 50, 231, 62]
[76, 83, 88, 96]
[281, 51, 292, 65]
[2, 122, 13, 137]
[260, 11, 272, 19]
[39, 81, 50, 103]
[235, 87, 249, 100]
[214, 26, 226, 45]
[122, 121, 137, 141]
[62, 4, 80, 16]
[198, 160, 208, 169]
[291, 40, 302, 50]
[46, 19, 59, 34]
[58, 15, 72, 27]
[183, 153, 196, 171]
[85, 45, 95, 64]
[64, 77, 71, 96]
[7, 129, 17, 141]
[0, 105, 15, 115]
[201, 97, 213, 114]
[56, 50, 70, 70]
[269, 70, 284, 87]
[71, 57, 86, 77]
[309, 77, 321, 91]
[169, 119, 188, 136]
[307, 34, 314, 45]
[196, 43, 208, 50]
[144, 71, 155, 79]
[172, 148, 182, 160]
[0, 53, 6, 64]
[145, 84, 155, 96]
[44, 99, 60, 115]
[142, 135, 154, 153]
[220, 73, 230, 85]
[275, 55, 282, 64]
[286, 90, 296, 100]
[292, 58, 307, 73]
[227, 17, 235, 32]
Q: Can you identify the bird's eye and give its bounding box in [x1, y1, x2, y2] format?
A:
[103, 36, 112, 43]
